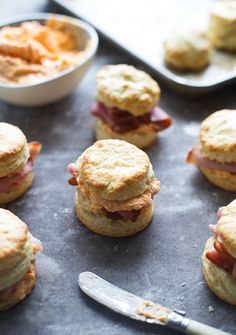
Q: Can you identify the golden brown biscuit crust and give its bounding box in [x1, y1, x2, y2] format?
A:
[218, 200, 236, 259]
[77, 140, 153, 201]
[200, 166, 236, 192]
[95, 117, 157, 149]
[0, 209, 28, 270]
[0, 123, 29, 177]
[96, 65, 160, 116]
[202, 237, 236, 306]
[0, 261, 36, 311]
[200, 110, 236, 163]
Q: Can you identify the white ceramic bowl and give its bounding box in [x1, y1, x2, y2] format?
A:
[0, 13, 99, 106]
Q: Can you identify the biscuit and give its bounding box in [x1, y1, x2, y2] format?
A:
[76, 140, 154, 201]
[0, 123, 29, 177]
[95, 117, 157, 149]
[200, 167, 236, 192]
[164, 30, 210, 71]
[75, 187, 153, 237]
[200, 110, 236, 163]
[96, 65, 160, 116]
[202, 237, 236, 306]
[0, 209, 41, 310]
[208, 1, 236, 51]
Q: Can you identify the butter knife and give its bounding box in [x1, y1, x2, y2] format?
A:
[79, 272, 231, 335]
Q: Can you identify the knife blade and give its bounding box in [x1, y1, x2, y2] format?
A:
[79, 272, 231, 335]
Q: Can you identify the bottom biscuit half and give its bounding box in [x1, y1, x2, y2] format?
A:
[200, 167, 236, 192]
[75, 188, 154, 237]
[95, 118, 157, 149]
[202, 237, 236, 306]
[0, 171, 34, 204]
[0, 261, 36, 311]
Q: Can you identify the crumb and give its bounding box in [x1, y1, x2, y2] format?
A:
[208, 306, 214, 313]
[114, 245, 119, 252]
[182, 283, 186, 287]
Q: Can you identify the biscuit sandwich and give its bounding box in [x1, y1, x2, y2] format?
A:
[202, 199, 236, 305]
[0, 209, 42, 311]
[187, 110, 236, 192]
[208, 1, 236, 51]
[0, 122, 41, 204]
[163, 30, 211, 71]
[91, 64, 172, 149]
[67, 139, 160, 237]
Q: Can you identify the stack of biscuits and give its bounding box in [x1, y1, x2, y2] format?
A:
[68, 139, 160, 237]
[187, 109, 236, 192]
[202, 199, 236, 306]
[0, 122, 41, 204]
[91, 64, 172, 149]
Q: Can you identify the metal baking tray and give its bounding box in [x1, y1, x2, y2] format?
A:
[51, 0, 236, 94]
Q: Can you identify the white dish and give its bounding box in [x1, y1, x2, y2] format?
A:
[0, 13, 99, 106]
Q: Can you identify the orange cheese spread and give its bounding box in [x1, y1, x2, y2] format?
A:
[0, 17, 84, 84]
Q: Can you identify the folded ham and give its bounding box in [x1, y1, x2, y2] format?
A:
[207, 225, 236, 280]
[102, 207, 141, 222]
[67, 163, 78, 186]
[187, 146, 236, 174]
[0, 141, 41, 193]
[91, 101, 172, 134]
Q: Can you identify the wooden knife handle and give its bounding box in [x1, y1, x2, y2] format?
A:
[186, 319, 231, 335]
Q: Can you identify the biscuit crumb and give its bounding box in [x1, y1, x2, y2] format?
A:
[208, 306, 214, 313]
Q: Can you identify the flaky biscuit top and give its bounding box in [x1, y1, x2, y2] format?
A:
[164, 30, 210, 54]
[76, 139, 156, 201]
[200, 110, 236, 163]
[0, 122, 29, 177]
[218, 199, 236, 259]
[0, 209, 34, 290]
[96, 65, 160, 116]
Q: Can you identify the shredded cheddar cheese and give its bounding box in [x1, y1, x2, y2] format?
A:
[0, 17, 85, 84]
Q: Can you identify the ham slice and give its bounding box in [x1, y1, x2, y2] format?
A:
[207, 227, 236, 279]
[29, 141, 42, 161]
[0, 141, 41, 193]
[67, 163, 78, 185]
[0, 160, 33, 193]
[91, 101, 172, 134]
[206, 240, 236, 277]
[187, 146, 236, 174]
[102, 207, 141, 222]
